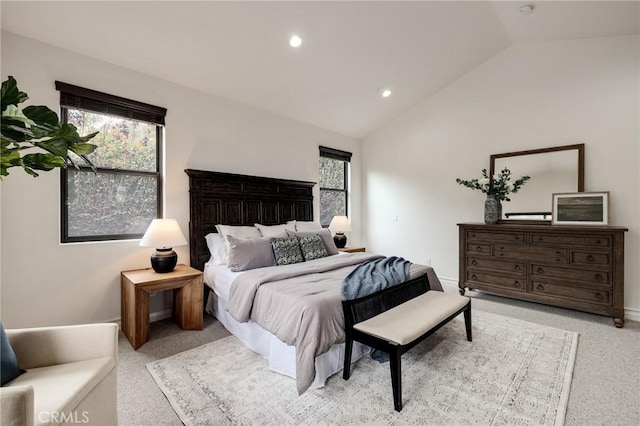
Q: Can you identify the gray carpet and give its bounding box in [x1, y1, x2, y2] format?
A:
[117, 286, 640, 425]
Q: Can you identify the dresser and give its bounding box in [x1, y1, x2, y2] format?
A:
[458, 223, 627, 327]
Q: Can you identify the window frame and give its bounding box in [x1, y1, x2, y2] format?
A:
[319, 146, 352, 227]
[56, 82, 166, 243]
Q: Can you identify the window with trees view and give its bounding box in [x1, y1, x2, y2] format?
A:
[319, 146, 352, 227]
[56, 82, 166, 242]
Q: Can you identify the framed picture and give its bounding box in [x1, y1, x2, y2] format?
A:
[552, 192, 609, 225]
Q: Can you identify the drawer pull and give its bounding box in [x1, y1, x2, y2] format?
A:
[514, 265, 521, 272]
[499, 246, 504, 250]
[471, 274, 477, 280]
[471, 260, 478, 266]
[595, 273, 603, 281]
[514, 280, 521, 287]
[596, 239, 601, 244]
[595, 292, 603, 300]
[499, 253, 504, 257]
[536, 284, 544, 291]
[537, 267, 545, 274]
[537, 237, 543, 241]
[470, 233, 476, 237]
[555, 258, 560, 262]
[514, 236, 520, 240]
[586, 255, 595, 262]
[476, 246, 483, 252]
[555, 250, 560, 255]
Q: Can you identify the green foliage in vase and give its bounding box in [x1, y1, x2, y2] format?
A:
[456, 168, 530, 202]
[1, 76, 98, 178]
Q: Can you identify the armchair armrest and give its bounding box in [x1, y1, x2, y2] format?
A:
[7, 323, 118, 369]
[0, 385, 34, 426]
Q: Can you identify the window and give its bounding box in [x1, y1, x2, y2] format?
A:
[319, 146, 352, 227]
[56, 82, 167, 242]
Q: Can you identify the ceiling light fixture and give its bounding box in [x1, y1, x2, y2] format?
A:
[378, 88, 392, 98]
[519, 4, 534, 15]
[289, 35, 302, 48]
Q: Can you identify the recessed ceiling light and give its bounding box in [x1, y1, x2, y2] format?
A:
[379, 88, 392, 98]
[519, 5, 534, 15]
[289, 35, 302, 48]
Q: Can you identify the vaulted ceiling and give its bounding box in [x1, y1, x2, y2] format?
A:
[2, 1, 638, 139]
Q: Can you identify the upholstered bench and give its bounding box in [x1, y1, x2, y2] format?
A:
[342, 274, 471, 411]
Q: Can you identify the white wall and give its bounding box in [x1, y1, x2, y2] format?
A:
[362, 36, 640, 319]
[0, 32, 361, 328]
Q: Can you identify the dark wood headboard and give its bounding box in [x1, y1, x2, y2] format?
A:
[185, 169, 316, 271]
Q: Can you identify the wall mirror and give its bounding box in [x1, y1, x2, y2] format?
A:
[490, 144, 584, 222]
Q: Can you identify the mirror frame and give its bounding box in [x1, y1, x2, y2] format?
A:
[489, 143, 585, 223]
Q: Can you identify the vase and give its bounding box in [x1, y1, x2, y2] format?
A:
[484, 195, 501, 224]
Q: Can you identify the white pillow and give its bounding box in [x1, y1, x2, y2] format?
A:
[205, 233, 227, 265]
[292, 220, 323, 232]
[215, 225, 262, 261]
[254, 223, 296, 237]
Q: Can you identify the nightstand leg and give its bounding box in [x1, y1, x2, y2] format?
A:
[173, 276, 203, 330]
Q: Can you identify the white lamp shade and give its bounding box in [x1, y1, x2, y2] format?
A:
[139, 219, 187, 249]
[329, 215, 352, 233]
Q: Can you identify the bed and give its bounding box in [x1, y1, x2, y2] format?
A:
[185, 169, 443, 394]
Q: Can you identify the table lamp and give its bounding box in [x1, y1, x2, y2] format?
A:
[139, 219, 187, 273]
[329, 215, 351, 248]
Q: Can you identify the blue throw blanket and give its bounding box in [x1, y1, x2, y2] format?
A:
[341, 256, 411, 363]
[341, 256, 410, 300]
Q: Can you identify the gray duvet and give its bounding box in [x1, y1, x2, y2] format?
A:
[227, 252, 443, 394]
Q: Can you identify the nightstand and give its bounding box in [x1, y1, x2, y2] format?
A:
[338, 246, 366, 253]
[121, 264, 203, 349]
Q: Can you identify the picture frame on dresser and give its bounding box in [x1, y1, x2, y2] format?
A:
[552, 192, 609, 226]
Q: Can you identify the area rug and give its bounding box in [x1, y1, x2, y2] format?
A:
[147, 310, 577, 425]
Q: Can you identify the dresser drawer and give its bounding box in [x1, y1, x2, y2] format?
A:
[466, 243, 492, 255]
[495, 244, 567, 263]
[466, 271, 525, 291]
[531, 281, 610, 306]
[571, 251, 610, 266]
[466, 230, 525, 243]
[468, 257, 525, 274]
[531, 233, 611, 248]
[531, 264, 610, 285]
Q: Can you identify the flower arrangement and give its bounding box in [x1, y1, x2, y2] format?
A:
[456, 168, 530, 202]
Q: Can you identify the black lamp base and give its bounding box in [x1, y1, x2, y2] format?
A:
[151, 248, 177, 273]
[333, 232, 347, 249]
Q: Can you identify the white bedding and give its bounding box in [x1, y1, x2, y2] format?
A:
[203, 261, 370, 389]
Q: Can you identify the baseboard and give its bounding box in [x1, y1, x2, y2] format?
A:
[109, 308, 173, 329]
[444, 276, 639, 324]
[150, 308, 173, 323]
[625, 307, 640, 323]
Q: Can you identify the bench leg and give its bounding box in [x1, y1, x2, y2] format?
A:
[390, 347, 402, 411]
[343, 336, 353, 380]
[464, 304, 472, 342]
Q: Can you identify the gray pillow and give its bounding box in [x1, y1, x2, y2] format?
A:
[297, 234, 328, 261]
[286, 229, 339, 256]
[226, 235, 277, 272]
[270, 237, 304, 266]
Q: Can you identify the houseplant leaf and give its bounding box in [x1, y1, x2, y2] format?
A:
[0, 76, 28, 109]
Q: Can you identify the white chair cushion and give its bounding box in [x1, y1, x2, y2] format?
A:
[353, 291, 469, 345]
[6, 356, 114, 426]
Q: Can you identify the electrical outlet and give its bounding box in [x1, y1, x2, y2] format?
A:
[424, 258, 431, 266]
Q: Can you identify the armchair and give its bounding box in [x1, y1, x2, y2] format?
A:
[1, 323, 118, 426]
